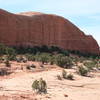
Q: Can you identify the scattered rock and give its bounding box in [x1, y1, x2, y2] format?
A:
[64, 94, 68, 97]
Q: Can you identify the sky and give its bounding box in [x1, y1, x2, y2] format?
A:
[0, 0, 100, 45]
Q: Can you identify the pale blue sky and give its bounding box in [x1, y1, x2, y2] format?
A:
[0, 0, 100, 45]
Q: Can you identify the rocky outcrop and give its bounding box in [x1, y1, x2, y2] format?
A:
[0, 9, 99, 55]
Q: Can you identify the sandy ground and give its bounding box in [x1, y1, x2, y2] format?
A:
[0, 62, 100, 100]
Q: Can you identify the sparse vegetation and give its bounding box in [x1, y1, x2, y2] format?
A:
[57, 70, 74, 80]
[25, 54, 35, 61]
[0, 43, 99, 78]
[0, 43, 100, 100]
[32, 78, 47, 94]
[57, 75, 62, 80]
[83, 61, 97, 70]
[77, 66, 89, 76]
[5, 60, 11, 67]
[32, 80, 39, 92]
[62, 69, 67, 79]
[26, 64, 36, 70]
[0, 68, 11, 76]
[38, 53, 51, 64]
[55, 54, 73, 68]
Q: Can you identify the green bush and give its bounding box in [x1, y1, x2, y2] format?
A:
[55, 54, 73, 68]
[49, 46, 61, 53]
[49, 55, 56, 65]
[6, 47, 16, 56]
[32, 78, 47, 94]
[0, 44, 16, 60]
[40, 45, 49, 52]
[60, 50, 69, 56]
[0, 43, 6, 55]
[60, 70, 74, 80]
[62, 69, 67, 79]
[25, 54, 35, 61]
[79, 57, 86, 63]
[32, 80, 39, 92]
[7, 55, 16, 61]
[78, 66, 89, 76]
[95, 60, 100, 69]
[37, 53, 51, 64]
[84, 61, 96, 70]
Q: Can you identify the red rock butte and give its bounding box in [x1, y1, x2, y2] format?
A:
[0, 9, 100, 55]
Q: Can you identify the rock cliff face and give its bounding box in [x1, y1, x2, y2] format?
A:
[0, 9, 99, 55]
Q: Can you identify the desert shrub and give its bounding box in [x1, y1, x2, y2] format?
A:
[57, 75, 62, 80]
[16, 56, 23, 62]
[32, 78, 47, 94]
[60, 70, 74, 80]
[0, 68, 7, 76]
[0, 57, 2, 62]
[96, 64, 100, 70]
[79, 57, 87, 63]
[16, 58, 21, 63]
[55, 54, 73, 68]
[0, 56, 4, 63]
[26, 64, 36, 70]
[55, 54, 65, 67]
[96, 64, 100, 69]
[40, 45, 49, 52]
[25, 54, 35, 61]
[0, 68, 10, 76]
[49, 46, 61, 53]
[5, 60, 11, 67]
[71, 57, 79, 65]
[6, 47, 16, 56]
[0, 43, 6, 55]
[78, 66, 89, 76]
[62, 69, 67, 79]
[23, 59, 27, 63]
[16, 56, 27, 63]
[0, 45, 16, 61]
[38, 78, 47, 93]
[32, 80, 39, 92]
[37, 53, 51, 64]
[95, 60, 100, 69]
[59, 50, 69, 56]
[84, 61, 96, 70]
[66, 73, 74, 80]
[7, 55, 16, 61]
[49, 55, 56, 65]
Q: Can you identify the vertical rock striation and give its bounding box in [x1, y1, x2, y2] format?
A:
[0, 9, 99, 55]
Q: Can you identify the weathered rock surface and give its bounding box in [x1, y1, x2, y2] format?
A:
[0, 9, 99, 55]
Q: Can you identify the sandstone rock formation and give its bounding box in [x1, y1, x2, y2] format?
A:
[0, 9, 99, 55]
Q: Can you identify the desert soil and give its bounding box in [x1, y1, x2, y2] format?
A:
[0, 62, 100, 100]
